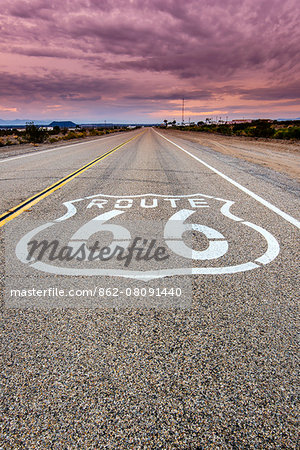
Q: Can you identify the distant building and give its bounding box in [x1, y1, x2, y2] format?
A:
[229, 119, 253, 124]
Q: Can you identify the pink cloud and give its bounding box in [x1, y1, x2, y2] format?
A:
[0, 105, 17, 112]
[0, 0, 299, 121]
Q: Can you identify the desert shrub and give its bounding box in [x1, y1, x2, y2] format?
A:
[274, 129, 288, 139]
[4, 140, 16, 146]
[233, 123, 251, 133]
[287, 127, 300, 139]
[274, 127, 300, 139]
[216, 125, 232, 136]
[25, 122, 47, 143]
[63, 131, 77, 140]
[249, 120, 275, 138]
[52, 126, 60, 134]
[0, 129, 14, 136]
[89, 129, 100, 136]
[195, 125, 212, 133]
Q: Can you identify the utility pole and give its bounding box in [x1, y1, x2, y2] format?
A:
[182, 98, 185, 125]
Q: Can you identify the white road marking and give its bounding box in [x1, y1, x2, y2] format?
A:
[244, 222, 280, 264]
[155, 130, 300, 230]
[55, 199, 83, 222]
[0, 133, 126, 164]
[16, 194, 280, 279]
[220, 201, 243, 221]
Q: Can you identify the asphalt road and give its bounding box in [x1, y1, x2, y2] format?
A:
[0, 128, 299, 448]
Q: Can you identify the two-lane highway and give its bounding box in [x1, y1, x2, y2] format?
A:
[0, 128, 299, 448]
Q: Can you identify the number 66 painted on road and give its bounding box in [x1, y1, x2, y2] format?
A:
[69, 208, 228, 261]
[164, 209, 228, 260]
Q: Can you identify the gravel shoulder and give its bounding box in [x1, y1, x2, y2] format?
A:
[0, 132, 131, 160]
[163, 129, 300, 182]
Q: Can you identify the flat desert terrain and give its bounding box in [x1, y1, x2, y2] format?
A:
[164, 129, 300, 181]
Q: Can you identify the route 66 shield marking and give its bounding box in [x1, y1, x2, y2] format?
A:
[15, 193, 280, 281]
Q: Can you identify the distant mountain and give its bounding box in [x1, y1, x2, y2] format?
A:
[277, 118, 300, 121]
[49, 121, 77, 127]
[0, 118, 49, 125]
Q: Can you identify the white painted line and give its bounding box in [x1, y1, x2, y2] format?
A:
[244, 222, 280, 264]
[55, 200, 83, 222]
[0, 133, 126, 164]
[155, 130, 300, 230]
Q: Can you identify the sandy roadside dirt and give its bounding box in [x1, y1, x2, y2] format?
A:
[0, 137, 102, 159]
[163, 129, 300, 182]
[0, 132, 131, 160]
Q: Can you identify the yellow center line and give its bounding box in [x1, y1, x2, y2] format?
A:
[0, 131, 143, 228]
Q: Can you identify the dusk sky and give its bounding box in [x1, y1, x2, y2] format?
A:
[0, 0, 299, 123]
